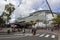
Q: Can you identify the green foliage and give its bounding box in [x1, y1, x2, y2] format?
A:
[2, 3, 15, 23]
[43, 21, 48, 24]
[5, 3, 15, 13]
[5, 3, 15, 16]
[0, 17, 6, 27]
[0, 17, 5, 24]
[52, 15, 60, 24]
[36, 19, 43, 22]
[0, 3, 15, 27]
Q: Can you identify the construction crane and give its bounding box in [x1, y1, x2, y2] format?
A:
[46, 0, 54, 17]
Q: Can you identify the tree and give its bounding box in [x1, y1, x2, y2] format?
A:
[5, 3, 15, 14]
[36, 19, 43, 22]
[52, 15, 60, 24]
[30, 21, 37, 25]
[0, 17, 5, 27]
[52, 15, 60, 29]
[1, 3, 15, 24]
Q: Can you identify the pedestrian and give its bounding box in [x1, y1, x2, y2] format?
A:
[32, 24, 37, 35]
[51, 28, 53, 32]
[18, 28, 20, 32]
[7, 29, 10, 34]
[22, 28, 25, 33]
[32, 28, 33, 33]
[33, 28, 35, 35]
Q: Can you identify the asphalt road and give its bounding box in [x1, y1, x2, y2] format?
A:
[0, 32, 58, 40]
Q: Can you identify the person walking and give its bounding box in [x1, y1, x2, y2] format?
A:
[22, 28, 25, 33]
[32, 24, 37, 35]
[7, 29, 10, 34]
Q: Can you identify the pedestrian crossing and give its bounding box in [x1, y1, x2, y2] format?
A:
[51, 35, 55, 38]
[14, 33, 56, 39]
[45, 34, 50, 38]
[39, 34, 45, 37]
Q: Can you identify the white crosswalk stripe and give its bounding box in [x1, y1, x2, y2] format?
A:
[51, 35, 55, 38]
[25, 34, 33, 36]
[14, 34, 24, 36]
[14, 34, 40, 36]
[14, 33, 56, 39]
[45, 34, 50, 38]
[35, 34, 40, 36]
[39, 34, 45, 37]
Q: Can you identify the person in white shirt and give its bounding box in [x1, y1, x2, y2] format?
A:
[32, 24, 37, 35]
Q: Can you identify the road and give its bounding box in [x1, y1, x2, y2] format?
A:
[0, 32, 58, 40]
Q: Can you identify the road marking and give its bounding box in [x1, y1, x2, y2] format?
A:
[1, 33, 56, 39]
[25, 34, 32, 36]
[0, 36, 26, 39]
[11, 36, 26, 38]
[14, 33, 40, 36]
[0, 37, 11, 39]
[35, 34, 40, 36]
[14, 34, 23, 36]
[45, 34, 50, 38]
[0, 37, 12, 39]
[51, 35, 55, 38]
[39, 34, 45, 37]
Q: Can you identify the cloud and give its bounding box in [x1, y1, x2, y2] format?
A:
[9, 18, 15, 23]
[14, 0, 43, 18]
[47, 0, 60, 10]
[0, 0, 7, 15]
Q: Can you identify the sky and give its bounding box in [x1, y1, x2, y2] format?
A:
[0, 0, 60, 23]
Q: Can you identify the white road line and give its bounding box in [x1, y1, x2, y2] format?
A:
[24, 34, 40, 36]
[35, 34, 40, 36]
[24, 34, 33, 36]
[0, 36, 26, 39]
[11, 36, 26, 38]
[14, 33, 40, 36]
[0, 37, 11, 39]
[45, 34, 50, 38]
[14, 34, 23, 36]
[39, 34, 45, 37]
[51, 35, 55, 38]
[0, 37, 12, 39]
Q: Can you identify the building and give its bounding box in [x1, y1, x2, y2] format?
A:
[16, 10, 59, 27]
